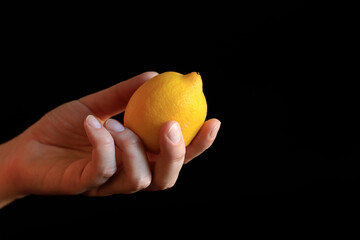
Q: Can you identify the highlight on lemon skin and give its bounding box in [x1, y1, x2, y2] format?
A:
[124, 71, 207, 153]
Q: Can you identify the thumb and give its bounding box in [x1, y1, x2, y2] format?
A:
[79, 71, 158, 121]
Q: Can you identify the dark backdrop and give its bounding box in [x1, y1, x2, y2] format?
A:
[1, 1, 359, 235]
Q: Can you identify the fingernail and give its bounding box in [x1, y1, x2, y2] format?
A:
[209, 121, 221, 139]
[105, 119, 125, 132]
[167, 122, 181, 144]
[86, 115, 102, 129]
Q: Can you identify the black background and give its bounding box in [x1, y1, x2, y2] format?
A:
[1, 1, 359, 236]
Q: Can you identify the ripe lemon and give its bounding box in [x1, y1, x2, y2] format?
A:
[124, 71, 207, 153]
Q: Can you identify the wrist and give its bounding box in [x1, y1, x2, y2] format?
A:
[0, 138, 26, 208]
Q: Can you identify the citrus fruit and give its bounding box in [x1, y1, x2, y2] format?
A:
[124, 71, 207, 153]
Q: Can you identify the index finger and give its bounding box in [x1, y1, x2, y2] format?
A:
[79, 71, 158, 121]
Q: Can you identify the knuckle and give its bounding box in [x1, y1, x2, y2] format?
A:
[126, 174, 152, 193]
[83, 190, 95, 196]
[124, 136, 141, 147]
[84, 188, 100, 197]
[98, 135, 114, 147]
[159, 184, 174, 191]
[151, 179, 177, 191]
[160, 182, 176, 191]
[100, 167, 117, 179]
[171, 151, 185, 163]
[119, 131, 142, 149]
[196, 140, 212, 153]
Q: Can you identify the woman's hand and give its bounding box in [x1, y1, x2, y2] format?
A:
[0, 72, 220, 207]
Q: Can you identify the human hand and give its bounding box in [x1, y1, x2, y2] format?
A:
[0, 72, 220, 207]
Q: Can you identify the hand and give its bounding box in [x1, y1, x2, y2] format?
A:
[0, 72, 220, 207]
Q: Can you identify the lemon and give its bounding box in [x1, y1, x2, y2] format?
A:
[124, 71, 207, 153]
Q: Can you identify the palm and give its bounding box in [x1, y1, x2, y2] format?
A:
[21, 100, 95, 195]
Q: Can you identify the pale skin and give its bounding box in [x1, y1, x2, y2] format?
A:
[0, 72, 221, 208]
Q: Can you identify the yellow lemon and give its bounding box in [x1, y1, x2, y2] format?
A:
[124, 71, 207, 153]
